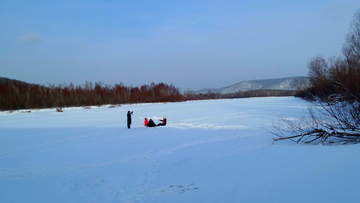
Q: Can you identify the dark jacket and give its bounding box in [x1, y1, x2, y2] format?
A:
[127, 111, 132, 125]
[147, 119, 157, 127]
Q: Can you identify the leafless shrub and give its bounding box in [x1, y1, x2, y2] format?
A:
[56, 108, 63, 112]
[83, 106, 91, 109]
[271, 99, 360, 145]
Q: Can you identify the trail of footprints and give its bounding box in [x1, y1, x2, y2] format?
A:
[0, 133, 243, 201]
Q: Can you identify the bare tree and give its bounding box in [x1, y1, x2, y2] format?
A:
[272, 10, 360, 145]
[343, 10, 360, 65]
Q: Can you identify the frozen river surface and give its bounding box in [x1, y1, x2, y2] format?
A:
[1, 97, 360, 203]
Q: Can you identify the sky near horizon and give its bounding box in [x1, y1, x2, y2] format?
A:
[1, 0, 360, 91]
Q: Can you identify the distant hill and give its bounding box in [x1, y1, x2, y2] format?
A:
[196, 76, 309, 94]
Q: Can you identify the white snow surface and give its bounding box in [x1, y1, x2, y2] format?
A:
[1, 97, 360, 203]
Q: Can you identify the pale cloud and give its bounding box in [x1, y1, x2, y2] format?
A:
[16, 33, 44, 45]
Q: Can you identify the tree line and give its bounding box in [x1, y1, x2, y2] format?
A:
[0, 76, 299, 111]
[184, 89, 296, 100]
[0, 79, 184, 111]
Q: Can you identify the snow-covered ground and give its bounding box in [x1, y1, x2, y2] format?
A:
[1, 97, 360, 203]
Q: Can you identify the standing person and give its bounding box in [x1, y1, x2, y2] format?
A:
[158, 117, 167, 126]
[127, 111, 133, 129]
[144, 118, 149, 126]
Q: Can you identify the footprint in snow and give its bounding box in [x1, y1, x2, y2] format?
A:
[153, 183, 199, 195]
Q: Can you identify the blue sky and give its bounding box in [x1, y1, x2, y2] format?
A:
[1, 0, 360, 91]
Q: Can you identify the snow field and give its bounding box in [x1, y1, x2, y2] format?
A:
[1, 97, 360, 203]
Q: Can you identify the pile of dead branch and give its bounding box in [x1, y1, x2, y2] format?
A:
[271, 99, 360, 145]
